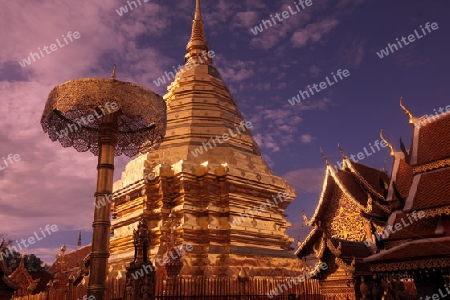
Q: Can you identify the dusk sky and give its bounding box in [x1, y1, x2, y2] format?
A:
[1, 0, 449, 264]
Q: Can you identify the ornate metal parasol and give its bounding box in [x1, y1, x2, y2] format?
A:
[41, 67, 167, 300]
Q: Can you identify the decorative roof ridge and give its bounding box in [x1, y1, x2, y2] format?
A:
[303, 259, 326, 278]
[313, 232, 327, 259]
[294, 226, 319, 256]
[415, 109, 450, 128]
[335, 257, 356, 273]
[412, 157, 450, 174]
[326, 238, 342, 257]
[343, 156, 387, 201]
[405, 205, 450, 218]
[306, 165, 332, 226]
[399, 97, 415, 126]
[380, 130, 396, 157]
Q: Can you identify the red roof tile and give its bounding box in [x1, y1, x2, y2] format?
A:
[365, 237, 450, 263]
[350, 162, 390, 196]
[410, 168, 450, 211]
[384, 213, 440, 241]
[48, 245, 91, 274]
[417, 113, 450, 165]
[395, 159, 413, 200]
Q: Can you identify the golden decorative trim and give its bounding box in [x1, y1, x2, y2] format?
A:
[380, 130, 395, 157]
[364, 194, 373, 213]
[370, 257, 450, 272]
[399, 97, 414, 125]
[326, 239, 342, 257]
[421, 205, 450, 218]
[335, 257, 356, 274]
[313, 233, 327, 259]
[346, 158, 386, 201]
[307, 167, 331, 226]
[413, 158, 450, 174]
[294, 226, 318, 255]
[328, 167, 366, 211]
[302, 210, 309, 225]
[304, 259, 325, 277]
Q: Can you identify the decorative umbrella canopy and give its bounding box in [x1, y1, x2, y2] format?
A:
[41, 74, 167, 157]
[40, 68, 167, 300]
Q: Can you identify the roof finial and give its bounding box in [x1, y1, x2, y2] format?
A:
[399, 97, 414, 125]
[185, 0, 211, 65]
[319, 147, 329, 165]
[111, 64, 116, 80]
[338, 143, 347, 158]
[380, 130, 395, 157]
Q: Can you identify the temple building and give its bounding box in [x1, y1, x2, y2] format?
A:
[295, 150, 392, 299]
[296, 100, 450, 299]
[0, 249, 42, 298]
[108, 0, 302, 278]
[364, 101, 450, 299]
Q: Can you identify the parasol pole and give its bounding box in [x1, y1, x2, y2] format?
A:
[87, 112, 118, 300]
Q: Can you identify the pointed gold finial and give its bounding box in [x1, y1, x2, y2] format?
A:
[399, 97, 414, 125]
[111, 64, 116, 80]
[338, 143, 347, 158]
[302, 210, 309, 224]
[380, 130, 395, 157]
[319, 147, 329, 163]
[195, 0, 201, 20]
[185, 0, 211, 65]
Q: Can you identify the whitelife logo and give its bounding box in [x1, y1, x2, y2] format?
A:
[55, 102, 119, 139]
[0, 154, 21, 172]
[364, 211, 425, 247]
[190, 121, 252, 158]
[0, 225, 59, 261]
[376, 22, 439, 59]
[250, 0, 313, 35]
[18, 31, 81, 68]
[288, 69, 350, 106]
[130, 244, 194, 280]
[153, 50, 215, 87]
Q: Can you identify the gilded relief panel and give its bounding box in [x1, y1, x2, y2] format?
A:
[325, 185, 367, 242]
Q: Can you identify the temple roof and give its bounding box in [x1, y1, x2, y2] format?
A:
[305, 160, 390, 227]
[364, 237, 450, 270]
[48, 245, 91, 274]
[365, 101, 450, 270]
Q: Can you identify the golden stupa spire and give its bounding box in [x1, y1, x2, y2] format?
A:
[111, 64, 116, 80]
[399, 97, 414, 125]
[194, 0, 201, 20]
[185, 0, 212, 65]
[380, 130, 396, 157]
